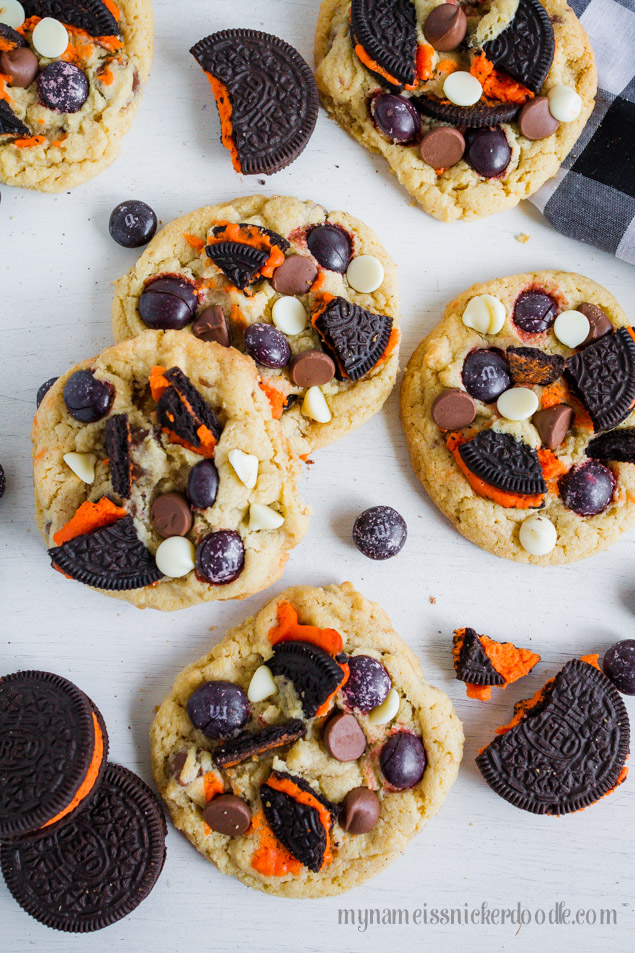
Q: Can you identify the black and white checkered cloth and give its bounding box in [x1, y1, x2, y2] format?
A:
[531, 0, 635, 264]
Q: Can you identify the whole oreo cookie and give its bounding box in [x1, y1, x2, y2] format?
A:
[0, 671, 108, 843]
[458, 430, 547, 496]
[564, 328, 635, 432]
[482, 0, 555, 94]
[190, 29, 319, 175]
[1, 763, 167, 931]
[476, 659, 630, 814]
[312, 296, 393, 381]
[22, 0, 120, 38]
[350, 0, 417, 89]
[413, 96, 519, 128]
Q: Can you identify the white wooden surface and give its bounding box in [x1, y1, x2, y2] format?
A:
[1, 2, 634, 950]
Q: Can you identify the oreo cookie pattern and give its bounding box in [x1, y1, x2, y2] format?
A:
[315, 0, 596, 220]
[0, 0, 153, 192]
[401, 271, 635, 564]
[1, 764, 167, 931]
[150, 583, 463, 897]
[31, 330, 309, 610]
[111, 194, 401, 454]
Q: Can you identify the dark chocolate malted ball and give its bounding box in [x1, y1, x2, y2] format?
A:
[342, 655, 391, 713]
[186, 680, 249, 739]
[109, 200, 158, 248]
[461, 348, 511, 403]
[37, 61, 89, 113]
[380, 732, 427, 789]
[0, 47, 39, 88]
[203, 794, 251, 836]
[187, 459, 219, 509]
[559, 460, 615, 516]
[243, 323, 291, 369]
[36, 376, 58, 407]
[307, 224, 352, 273]
[371, 93, 421, 144]
[603, 640, 635, 695]
[352, 505, 407, 560]
[138, 276, 197, 330]
[465, 127, 511, 178]
[339, 787, 380, 834]
[513, 290, 559, 334]
[63, 369, 114, 423]
[196, 530, 245, 584]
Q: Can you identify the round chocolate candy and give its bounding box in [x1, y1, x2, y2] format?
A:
[108, 200, 157, 248]
[419, 126, 465, 169]
[559, 460, 615, 517]
[36, 376, 58, 407]
[371, 93, 421, 144]
[513, 290, 558, 334]
[423, 3, 467, 51]
[186, 680, 249, 739]
[63, 369, 114, 423]
[150, 492, 193, 538]
[243, 323, 291, 369]
[323, 712, 367, 762]
[289, 350, 335, 388]
[0, 47, 38, 87]
[192, 305, 230, 346]
[272, 255, 317, 296]
[196, 530, 245, 584]
[379, 732, 427, 789]
[307, 224, 352, 273]
[37, 61, 89, 113]
[465, 127, 511, 178]
[461, 349, 511, 403]
[352, 505, 407, 560]
[138, 276, 197, 330]
[203, 794, 251, 836]
[431, 388, 476, 430]
[603, 640, 635, 695]
[342, 655, 391, 713]
[339, 787, 380, 834]
[578, 302, 613, 346]
[518, 96, 559, 140]
[187, 459, 219, 510]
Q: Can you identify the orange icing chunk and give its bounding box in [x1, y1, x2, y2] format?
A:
[41, 713, 103, 827]
[250, 811, 302, 877]
[203, 772, 223, 801]
[268, 602, 344, 655]
[480, 635, 540, 686]
[265, 775, 333, 870]
[437, 59, 458, 74]
[184, 233, 206, 252]
[13, 135, 46, 148]
[470, 53, 534, 104]
[581, 653, 601, 671]
[205, 73, 240, 171]
[315, 662, 349, 718]
[149, 365, 170, 401]
[258, 379, 286, 420]
[466, 684, 491, 701]
[416, 43, 434, 81]
[495, 679, 555, 735]
[538, 448, 569, 485]
[53, 497, 126, 546]
[354, 42, 400, 87]
[102, 0, 121, 20]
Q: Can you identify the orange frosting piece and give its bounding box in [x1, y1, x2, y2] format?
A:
[470, 53, 533, 104]
[259, 379, 286, 420]
[205, 73, 240, 172]
[184, 233, 205, 252]
[480, 635, 540, 686]
[42, 713, 103, 827]
[53, 497, 127, 546]
[416, 43, 434, 81]
[268, 602, 344, 655]
[250, 811, 302, 877]
[149, 365, 170, 401]
[266, 775, 333, 869]
[203, 772, 223, 802]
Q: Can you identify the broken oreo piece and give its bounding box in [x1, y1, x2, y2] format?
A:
[156, 367, 222, 457]
[104, 413, 133, 500]
[209, 223, 289, 253]
[482, 0, 555, 94]
[0, 99, 30, 137]
[261, 770, 336, 872]
[350, 0, 417, 89]
[312, 296, 393, 381]
[413, 96, 519, 128]
[564, 328, 635, 432]
[476, 659, 630, 814]
[190, 29, 318, 175]
[49, 515, 163, 590]
[206, 242, 268, 290]
[587, 428, 635, 463]
[507, 346, 564, 386]
[212, 718, 307, 768]
[205, 223, 288, 289]
[453, 628, 540, 700]
[268, 641, 348, 717]
[22, 0, 120, 38]
[0, 23, 27, 48]
[458, 430, 547, 496]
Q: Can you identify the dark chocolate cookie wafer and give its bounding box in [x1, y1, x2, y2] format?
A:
[587, 428, 635, 463]
[413, 97, 519, 128]
[350, 0, 417, 89]
[23, 0, 120, 38]
[206, 242, 269, 290]
[268, 641, 348, 717]
[190, 29, 319, 175]
[261, 769, 336, 872]
[482, 0, 555, 94]
[458, 430, 547, 496]
[564, 328, 635, 432]
[104, 413, 133, 500]
[476, 659, 630, 815]
[312, 296, 393, 381]
[0, 100, 29, 138]
[212, 718, 307, 768]
[0, 671, 108, 843]
[507, 347, 564, 386]
[1, 763, 167, 932]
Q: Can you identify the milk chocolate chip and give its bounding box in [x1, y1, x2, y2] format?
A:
[431, 388, 476, 430]
[518, 96, 559, 140]
[150, 492, 193, 538]
[192, 305, 230, 346]
[323, 712, 367, 762]
[289, 350, 336, 388]
[423, 4, 467, 51]
[532, 404, 573, 450]
[272, 255, 318, 296]
[340, 787, 380, 834]
[419, 126, 465, 169]
[0, 47, 38, 88]
[577, 302, 613, 346]
[203, 794, 251, 836]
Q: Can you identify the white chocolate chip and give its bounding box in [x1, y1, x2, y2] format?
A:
[443, 71, 483, 107]
[548, 85, 582, 122]
[0, 0, 25, 29]
[367, 688, 399, 725]
[32, 17, 69, 58]
[155, 536, 196, 578]
[228, 448, 258, 489]
[301, 385, 332, 423]
[346, 255, 384, 293]
[63, 451, 97, 484]
[554, 310, 590, 348]
[248, 503, 284, 531]
[519, 514, 557, 556]
[271, 296, 307, 335]
[462, 294, 506, 334]
[496, 387, 539, 421]
[248, 664, 277, 703]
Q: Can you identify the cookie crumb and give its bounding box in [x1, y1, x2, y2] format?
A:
[515, 233, 530, 244]
[429, 595, 436, 604]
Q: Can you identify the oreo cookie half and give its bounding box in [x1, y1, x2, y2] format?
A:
[564, 328, 635, 432]
[212, 718, 307, 768]
[104, 413, 133, 500]
[482, 0, 555, 94]
[22, 0, 120, 37]
[350, 0, 417, 89]
[453, 628, 504, 687]
[587, 428, 635, 463]
[1, 763, 167, 931]
[206, 242, 269, 290]
[458, 430, 547, 496]
[0, 100, 30, 138]
[190, 29, 319, 175]
[312, 296, 393, 381]
[476, 659, 630, 815]
[261, 770, 336, 872]
[268, 641, 347, 717]
[0, 671, 108, 843]
[413, 96, 519, 128]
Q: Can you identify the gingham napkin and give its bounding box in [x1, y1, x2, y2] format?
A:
[531, 0, 635, 264]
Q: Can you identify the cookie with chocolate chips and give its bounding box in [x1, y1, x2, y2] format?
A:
[150, 582, 463, 896]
